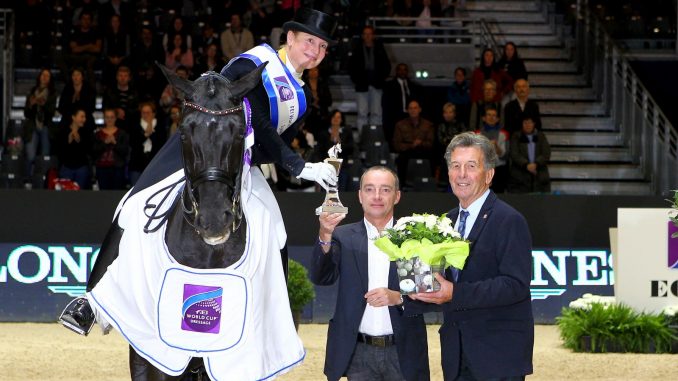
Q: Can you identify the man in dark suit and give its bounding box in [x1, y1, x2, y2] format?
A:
[311, 166, 430, 381]
[503, 79, 541, 135]
[382, 63, 420, 148]
[413, 132, 534, 380]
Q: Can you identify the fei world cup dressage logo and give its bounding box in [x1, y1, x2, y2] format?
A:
[669, 221, 678, 269]
[182, 284, 223, 334]
[274, 76, 294, 102]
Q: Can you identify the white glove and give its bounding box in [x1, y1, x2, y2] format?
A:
[297, 162, 337, 191]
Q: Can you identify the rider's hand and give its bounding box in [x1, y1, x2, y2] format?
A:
[297, 162, 337, 191]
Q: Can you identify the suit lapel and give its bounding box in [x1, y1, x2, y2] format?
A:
[351, 222, 369, 292]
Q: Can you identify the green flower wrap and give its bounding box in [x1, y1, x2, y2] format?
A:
[374, 237, 470, 270]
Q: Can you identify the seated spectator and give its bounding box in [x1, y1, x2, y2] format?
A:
[160, 66, 190, 115]
[413, 0, 442, 34]
[128, 101, 166, 186]
[130, 26, 166, 102]
[447, 66, 471, 126]
[220, 13, 255, 61]
[99, 0, 134, 33]
[315, 110, 356, 191]
[103, 65, 140, 129]
[71, 0, 100, 29]
[246, 0, 273, 41]
[162, 15, 192, 52]
[470, 48, 512, 103]
[498, 41, 528, 81]
[503, 78, 541, 135]
[393, 100, 435, 183]
[469, 79, 502, 131]
[56, 108, 93, 189]
[474, 105, 509, 193]
[64, 11, 102, 88]
[164, 33, 194, 72]
[437, 103, 467, 148]
[303, 66, 333, 136]
[102, 14, 131, 88]
[23, 68, 58, 178]
[165, 104, 182, 137]
[194, 23, 220, 56]
[509, 116, 551, 193]
[58, 67, 96, 131]
[93, 108, 130, 190]
[192, 42, 226, 79]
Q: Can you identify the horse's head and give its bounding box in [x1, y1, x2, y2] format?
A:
[158, 63, 265, 245]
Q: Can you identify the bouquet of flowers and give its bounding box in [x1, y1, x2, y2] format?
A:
[374, 213, 470, 294]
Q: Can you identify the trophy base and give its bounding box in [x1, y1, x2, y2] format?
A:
[315, 204, 349, 215]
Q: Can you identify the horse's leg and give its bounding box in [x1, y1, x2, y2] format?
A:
[129, 346, 184, 381]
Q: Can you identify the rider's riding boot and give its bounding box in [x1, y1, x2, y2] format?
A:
[58, 296, 95, 335]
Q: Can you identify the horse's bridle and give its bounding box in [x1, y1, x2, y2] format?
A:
[180, 100, 245, 235]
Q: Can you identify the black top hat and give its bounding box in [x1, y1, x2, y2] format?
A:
[282, 8, 338, 44]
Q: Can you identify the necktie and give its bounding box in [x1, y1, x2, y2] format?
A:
[451, 210, 469, 282]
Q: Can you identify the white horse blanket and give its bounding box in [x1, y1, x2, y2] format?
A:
[87, 166, 305, 380]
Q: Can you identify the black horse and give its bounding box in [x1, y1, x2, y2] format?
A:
[86, 64, 267, 381]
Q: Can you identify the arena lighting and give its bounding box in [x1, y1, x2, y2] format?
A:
[415, 70, 421, 78]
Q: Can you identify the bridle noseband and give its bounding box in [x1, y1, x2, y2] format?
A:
[181, 99, 245, 236]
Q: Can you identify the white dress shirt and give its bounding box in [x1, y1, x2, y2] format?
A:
[358, 217, 395, 336]
[455, 189, 491, 239]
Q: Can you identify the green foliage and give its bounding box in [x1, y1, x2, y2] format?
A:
[287, 259, 315, 312]
[384, 216, 454, 246]
[557, 302, 677, 353]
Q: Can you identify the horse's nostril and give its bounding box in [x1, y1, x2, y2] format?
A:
[198, 215, 210, 230]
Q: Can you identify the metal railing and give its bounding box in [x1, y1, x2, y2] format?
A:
[367, 16, 478, 45]
[1, 9, 13, 143]
[576, 0, 678, 195]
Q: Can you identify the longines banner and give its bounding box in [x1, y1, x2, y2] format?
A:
[0, 243, 614, 323]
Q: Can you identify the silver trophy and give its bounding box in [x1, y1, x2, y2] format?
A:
[315, 144, 349, 215]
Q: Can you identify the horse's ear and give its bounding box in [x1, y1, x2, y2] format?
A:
[156, 62, 194, 97]
[229, 62, 267, 100]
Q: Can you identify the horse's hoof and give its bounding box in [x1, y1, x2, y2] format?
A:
[58, 297, 95, 336]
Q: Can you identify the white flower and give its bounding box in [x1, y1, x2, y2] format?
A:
[424, 214, 438, 229]
[662, 305, 678, 316]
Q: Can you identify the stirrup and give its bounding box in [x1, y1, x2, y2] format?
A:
[58, 297, 95, 336]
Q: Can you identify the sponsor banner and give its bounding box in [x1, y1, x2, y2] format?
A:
[1, 244, 614, 323]
[617, 208, 678, 314]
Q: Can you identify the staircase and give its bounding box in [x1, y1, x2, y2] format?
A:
[463, 0, 653, 195]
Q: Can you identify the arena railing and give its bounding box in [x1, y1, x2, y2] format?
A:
[576, 0, 678, 195]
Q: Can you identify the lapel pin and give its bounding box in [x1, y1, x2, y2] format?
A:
[483, 214, 488, 219]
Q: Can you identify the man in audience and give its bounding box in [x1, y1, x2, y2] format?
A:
[65, 11, 101, 88]
[220, 13, 255, 60]
[382, 63, 420, 148]
[103, 65, 139, 129]
[503, 78, 542, 135]
[312, 166, 430, 381]
[393, 100, 435, 184]
[349, 25, 391, 139]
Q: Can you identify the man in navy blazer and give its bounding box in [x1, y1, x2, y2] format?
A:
[414, 132, 534, 380]
[311, 166, 430, 381]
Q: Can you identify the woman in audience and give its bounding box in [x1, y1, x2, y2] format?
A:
[192, 42, 225, 78]
[164, 33, 194, 72]
[498, 41, 528, 81]
[470, 48, 513, 103]
[57, 67, 96, 131]
[302, 66, 332, 136]
[314, 110, 355, 191]
[93, 108, 129, 190]
[165, 104, 182, 137]
[56, 108, 92, 189]
[128, 101, 166, 186]
[102, 14, 131, 88]
[23, 68, 57, 177]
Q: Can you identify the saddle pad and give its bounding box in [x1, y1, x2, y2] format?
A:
[157, 267, 251, 354]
